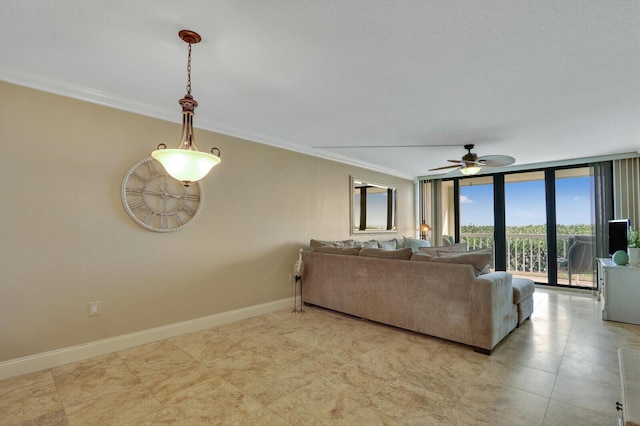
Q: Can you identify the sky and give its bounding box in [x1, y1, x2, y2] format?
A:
[460, 176, 593, 227]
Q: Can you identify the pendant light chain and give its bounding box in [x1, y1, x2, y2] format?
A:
[186, 43, 192, 96]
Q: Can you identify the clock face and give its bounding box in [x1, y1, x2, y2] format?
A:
[121, 157, 202, 232]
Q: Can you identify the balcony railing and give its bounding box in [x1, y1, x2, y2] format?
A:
[460, 233, 596, 287]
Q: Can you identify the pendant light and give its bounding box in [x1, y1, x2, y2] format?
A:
[152, 30, 221, 187]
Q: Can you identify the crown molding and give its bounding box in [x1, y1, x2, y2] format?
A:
[1, 66, 413, 180]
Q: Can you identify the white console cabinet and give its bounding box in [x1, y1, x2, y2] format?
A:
[599, 258, 640, 325]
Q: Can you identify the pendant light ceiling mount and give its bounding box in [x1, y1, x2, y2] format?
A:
[178, 29, 201, 45]
[151, 29, 221, 187]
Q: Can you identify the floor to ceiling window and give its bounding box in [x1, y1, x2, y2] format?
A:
[459, 176, 495, 270]
[554, 168, 596, 288]
[427, 165, 597, 289]
[504, 171, 549, 283]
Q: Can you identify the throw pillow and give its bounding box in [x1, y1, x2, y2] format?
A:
[418, 242, 468, 256]
[310, 239, 356, 249]
[403, 236, 431, 252]
[352, 240, 379, 248]
[394, 238, 406, 249]
[377, 239, 397, 251]
[360, 247, 413, 260]
[442, 235, 456, 246]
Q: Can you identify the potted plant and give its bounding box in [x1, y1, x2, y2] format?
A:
[628, 227, 640, 266]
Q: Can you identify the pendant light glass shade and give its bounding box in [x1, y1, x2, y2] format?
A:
[152, 149, 221, 183]
[459, 165, 481, 176]
[152, 30, 221, 187]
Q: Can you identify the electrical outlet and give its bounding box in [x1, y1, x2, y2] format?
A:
[88, 301, 101, 317]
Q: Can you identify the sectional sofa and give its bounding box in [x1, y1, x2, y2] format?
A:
[301, 238, 531, 354]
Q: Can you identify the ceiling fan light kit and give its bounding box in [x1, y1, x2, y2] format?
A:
[459, 165, 482, 176]
[151, 30, 221, 187]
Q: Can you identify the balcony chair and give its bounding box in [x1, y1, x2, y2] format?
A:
[566, 235, 596, 285]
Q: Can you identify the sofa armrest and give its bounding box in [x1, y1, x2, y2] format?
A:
[471, 272, 518, 352]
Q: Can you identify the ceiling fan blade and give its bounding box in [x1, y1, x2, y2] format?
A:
[447, 159, 464, 164]
[429, 164, 462, 171]
[478, 155, 516, 167]
[313, 144, 460, 149]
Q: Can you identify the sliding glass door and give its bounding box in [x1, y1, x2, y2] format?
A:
[459, 176, 495, 270]
[430, 165, 597, 289]
[504, 171, 548, 282]
[555, 168, 596, 288]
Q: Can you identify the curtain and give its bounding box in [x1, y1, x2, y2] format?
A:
[613, 157, 640, 229]
[591, 161, 613, 259]
[423, 180, 444, 245]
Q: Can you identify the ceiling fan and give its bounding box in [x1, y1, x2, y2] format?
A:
[429, 144, 515, 176]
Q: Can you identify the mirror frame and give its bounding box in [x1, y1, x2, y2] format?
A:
[350, 176, 398, 235]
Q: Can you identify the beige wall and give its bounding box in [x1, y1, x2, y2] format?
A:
[0, 82, 415, 362]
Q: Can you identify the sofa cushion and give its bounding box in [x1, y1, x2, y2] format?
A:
[409, 253, 434, 262]
[360, 247, 413, 260]
[413, 249, 492, 275]
[419, 242, 468, 255]
[311, 246, 361, 255]
[447, 248, 493, 274]
[377, 239, 397, 250]
[512, 278, 535, 304]
[403, 236, 431, 252]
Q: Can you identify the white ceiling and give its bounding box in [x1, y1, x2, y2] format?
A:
[2, 0, 639, 180]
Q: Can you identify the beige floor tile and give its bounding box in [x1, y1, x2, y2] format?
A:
[115, 409, 180, 426]
[63, 383, 167, 425]
[0, 371, 64, 426]
[52, 353, 142, 405]
[239, 406, 290, 425]
[542, 399, 619, 426]
[117, 340, 200, 383]
[557, 354, 621, 389]
[563, 340, 620, 367]
[238, 331, 311, 362]
[460, 381, 549, 425]
[500, 320, 570, 354]
[368, 378, 517, 426]
[550, 374, 620, 415]
[206, 348, 276, 381]
[14, 409, 69, 426]
[490, 344, 564, 374]
[164, 381, 263, 425]
[217, 350, 323, 405]
[168, 327, 243, 365]
[140, 364, 226, 405]
[335, 406, 402, 425]
[479, 361, 557, 398]
[326, 362, 396, 405]
[267, 377, 363, 426]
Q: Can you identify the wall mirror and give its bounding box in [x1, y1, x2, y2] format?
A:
[350, 176, 398, 234]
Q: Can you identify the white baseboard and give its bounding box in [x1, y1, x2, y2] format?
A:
[0, 297, 295, 381]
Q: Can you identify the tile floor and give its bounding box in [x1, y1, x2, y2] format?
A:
[1, 287, 637, 425]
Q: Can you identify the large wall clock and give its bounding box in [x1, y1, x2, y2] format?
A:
[121, 157, 202, 232]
